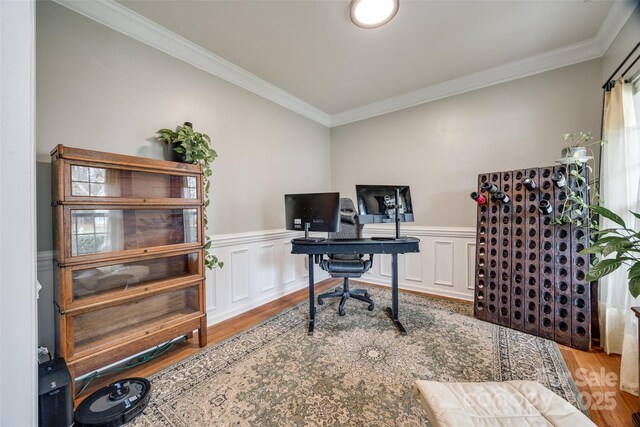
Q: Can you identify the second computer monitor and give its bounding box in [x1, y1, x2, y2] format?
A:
[356, 185, 414, 224]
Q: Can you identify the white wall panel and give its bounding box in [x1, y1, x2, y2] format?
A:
[231, 248, 250, 303]
[380, 254, 392, 278]
[259, 244, 276, 293]
[434, 241, 454, 287]
[282, 241, 296, 285]
[466, 243, 477, 291]
[404, 252, 422, 282]
[362, 226, 476, 301]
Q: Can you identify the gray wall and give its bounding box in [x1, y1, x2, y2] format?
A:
[35, 1, 331, 349]
[36, 1, 331, 252]
[330, 59, 603, 228]
[602, 7, 640, 82]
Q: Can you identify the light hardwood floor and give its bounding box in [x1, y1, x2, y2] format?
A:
[75, 279, 639, 426]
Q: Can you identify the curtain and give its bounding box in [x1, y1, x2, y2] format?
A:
[600, 78, 640, 395]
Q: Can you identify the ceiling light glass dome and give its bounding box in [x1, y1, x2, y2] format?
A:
[350, 0, 399, 29]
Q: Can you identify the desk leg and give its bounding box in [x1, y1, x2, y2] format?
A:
[385, 253, 408, 336]
[308, 254, 315, 336]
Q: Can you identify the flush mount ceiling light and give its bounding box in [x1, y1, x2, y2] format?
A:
[350, 0, 399, 29]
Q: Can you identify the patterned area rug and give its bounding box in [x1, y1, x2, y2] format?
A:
[132, 284, 582, 426]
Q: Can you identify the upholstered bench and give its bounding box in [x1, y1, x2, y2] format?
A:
[415, 380, 595, 427]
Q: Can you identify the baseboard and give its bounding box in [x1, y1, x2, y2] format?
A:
[206, 279, 309, 325]
[359, 277, 474, 302]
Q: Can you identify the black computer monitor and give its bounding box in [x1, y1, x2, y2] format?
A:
[284, 192, 340, 242]
[356, 185, 414, 224]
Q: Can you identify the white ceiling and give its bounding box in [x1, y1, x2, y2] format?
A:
[59, 0, 636, 126]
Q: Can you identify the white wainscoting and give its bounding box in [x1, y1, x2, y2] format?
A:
[361, 225, 476, 301]
[35, 226, 476, 349]
[205, 229, 329, 325]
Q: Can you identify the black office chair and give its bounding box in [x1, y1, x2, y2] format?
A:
[317, 198, 374, 316]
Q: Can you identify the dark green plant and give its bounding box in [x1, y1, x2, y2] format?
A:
[580, 207, 640, 297]
[157, 122, 223, 270]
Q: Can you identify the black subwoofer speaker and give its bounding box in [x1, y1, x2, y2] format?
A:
[38, 357, 73, 427]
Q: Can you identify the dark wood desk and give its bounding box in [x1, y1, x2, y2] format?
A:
[291, 237, 420, 336]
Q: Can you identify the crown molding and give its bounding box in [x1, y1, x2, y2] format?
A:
[52, 0, 332, 127]
[330, 37, 604, 127]
[330, 1, 638, 127]
[596, 0, 638, 54]
[54, 0, 636, 129]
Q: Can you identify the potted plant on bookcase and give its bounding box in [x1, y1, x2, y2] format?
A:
[157, 122, 223, 269]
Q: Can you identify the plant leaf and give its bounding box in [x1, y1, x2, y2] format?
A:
[602, 239, 632, 257]
[629, 276, 640, 298]
[592, 228, 623, 236]
[593, 236, 626, 245]
[586, 259, 622, 281]
[591, 205, 626, 228]
[629, 263, 640, 279]
[579, 246, 604, 255]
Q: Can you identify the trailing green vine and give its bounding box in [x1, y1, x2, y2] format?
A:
[157, 122, 223, 269]
[550, 132, 604, 229]
[550, 132, 639, 297]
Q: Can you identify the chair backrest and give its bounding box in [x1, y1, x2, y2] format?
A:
[328, 198, 363, 240]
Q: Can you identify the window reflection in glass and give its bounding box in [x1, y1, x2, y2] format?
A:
[70, 165, 198, 199]
[71, 208, 199, 256]
[183, 176, 198, 199]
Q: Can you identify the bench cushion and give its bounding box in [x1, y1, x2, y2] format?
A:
[415, 380, 595, 427]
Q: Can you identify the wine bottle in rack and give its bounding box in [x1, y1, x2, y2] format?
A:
[522, 177, 537, 191]
[493, 192, 510, 204]
[470, 192, 487, 205]
[552, 172, 566, 188]
[481, 182, 498, 194]
[538, 200, 553, 215]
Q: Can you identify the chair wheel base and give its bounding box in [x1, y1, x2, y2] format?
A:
[367, 304, 374, 311]
[339, 309, 346, 316]
[317, 298, 324, 305]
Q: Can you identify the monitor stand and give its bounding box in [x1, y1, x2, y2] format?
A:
[293, 222, 325, 243]
[372, 189, 408, 241]
[393, 188, 409, 241]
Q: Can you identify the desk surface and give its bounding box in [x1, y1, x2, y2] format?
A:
[291, 237, 420, 255]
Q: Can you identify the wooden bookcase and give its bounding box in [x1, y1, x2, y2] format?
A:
[50, 145, 208, 391]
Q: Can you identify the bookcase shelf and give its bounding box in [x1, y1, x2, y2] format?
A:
[51, 145, 208, 394]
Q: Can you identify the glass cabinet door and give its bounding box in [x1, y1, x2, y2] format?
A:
[69, 164, 199, 201]
[70, 251, 201, 301]
[69, 208, 199, 258]
[71, 285, 201, 355]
